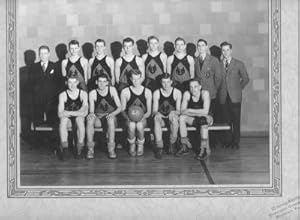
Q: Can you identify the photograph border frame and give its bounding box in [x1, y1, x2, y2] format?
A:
[7, 0, 282, 198]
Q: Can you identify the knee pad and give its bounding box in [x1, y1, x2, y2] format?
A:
[127, 137, 136, 145]
[137, 138, 145, 146]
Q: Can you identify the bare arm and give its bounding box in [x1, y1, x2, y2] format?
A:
[166, 55, 174, 74]
[152, 90, 160, 115]
[58, 92, 69, 118]
[61, 59, 67, 77]
[81, 58, 89, 83]
[143, 88, 152, 119]
[88, 90, 96, 114]
[180, 91, 190, 113]
[109, 87, 121, 117]
[188, 55, 195, 79]
[142, 54, 148, 62]
[136, 57, 145, 82]
[115, 58, 122, 85]
[174, 88, 182, 114]
[120, 88, 130, 120]
[107, 56, 115, 86]
[185, 90, 210, 117]
[160, 53, 168, 72]
[69, 91, 88, 117]
[87, 58, 94, 80]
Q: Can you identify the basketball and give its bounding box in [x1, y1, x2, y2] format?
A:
[128, 106, 144, 122]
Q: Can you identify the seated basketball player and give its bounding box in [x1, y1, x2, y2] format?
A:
[120, 69, 152, 156]
[152, 73, 182, 159]
[62, 40, 88, 91]
[88, 39, 115, 90]
[58, 72, 88, 160]
[142, 36, 167, 92]
[86, 74, 121, 159]
[115, 37, 145, 93]
[167, 37, 194, 92]
[178, 79, 213, 160]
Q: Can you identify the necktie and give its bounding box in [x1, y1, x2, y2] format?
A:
[225, 59, 229, 72]
[42, 62, 46, 72]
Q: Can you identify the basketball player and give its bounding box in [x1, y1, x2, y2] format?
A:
[88, 39, 115, 90]
[62, 40, 88, 91]
[152, 73, 182, 159]
[167, 37, 194, 91]
[86, 74, 121, 159]
[115, 37, 145, 93]
[178, 79, 213, 160]
[142, 36, 167, 92]
[120, 69, 152, 156]
[58, 72, 88, 160]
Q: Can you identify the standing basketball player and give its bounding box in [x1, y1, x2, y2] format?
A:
[167, 37, 194, 91]
[152, 73, 182, 159]
[86, 74, 121, 159]
[62, 40, 88, 91]
[88, 39, 115, 90]
[178, 79, 213, 160]
[142, 36, 167, 92]
[120, 69, 152, 156]
[115, 37, 145, 93]
[58, 72, 88, 160]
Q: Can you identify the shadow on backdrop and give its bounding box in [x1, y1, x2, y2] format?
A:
[187, 43, 196, 57]
[163, 41, 175, 57]
[210, 45, 222, 61]
[110, 41, 122, 61]
[136, 39, 148, 56]
[54, 43, 68, 92]
[19, 50, 36, 138]
[82, 42, 94, 60]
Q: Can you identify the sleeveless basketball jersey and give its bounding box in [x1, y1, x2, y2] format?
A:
[66, 57, 85, 78]
[126, 87, 147, 113]
[91, 56, 112, 81]
[119, 56, 139, 85]
[187, 91, 204, 109]
[171, 55, 190, 83]
[158, 88, 176, 116]
[64, 90, 83, 111]
[144, 53, 164, 80]
[94, 87, 117, 114]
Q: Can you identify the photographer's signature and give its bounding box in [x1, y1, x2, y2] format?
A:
[269, 195, 300, 218]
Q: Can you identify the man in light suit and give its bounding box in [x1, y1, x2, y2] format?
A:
[219, 41, 249, 149]
[194, 39, 222, 148]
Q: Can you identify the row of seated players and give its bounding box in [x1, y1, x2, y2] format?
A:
[59, 69, 213, 161]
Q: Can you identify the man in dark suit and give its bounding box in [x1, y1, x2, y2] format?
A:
[31, 45, 60, 126]
[194, 39, 222, 147]
[219, 41, 249, 149]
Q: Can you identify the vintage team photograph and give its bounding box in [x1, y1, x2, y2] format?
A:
[7, 0, 281, 197]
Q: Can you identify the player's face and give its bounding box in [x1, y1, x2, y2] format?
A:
[221, 45, 232, 59]
[97, 77, 109, 90]
[161, 78, 172, 90]
[130, 74, 142, 87]
[197, 41, 207, 54]
[175, 40, 186, 53]
[67, 78, 79, 91]
[69, 44, 79, 56]
[123, 42, 134, 54]
[95, 42, 105, 55]
[149, 39, 159, 52]
[189, 81, 201, 96]
[39, 48, 50, 62]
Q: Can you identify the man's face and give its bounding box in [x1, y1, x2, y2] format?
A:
[221, 45, 232, 59]
[189, 81, 201, 96]
[149, 39, 159, 52]
[95, 42, 105, 55]
[130, 73, 142, 87]
[69, 44, 79, 56]
[175, 40, 186, 53]
[96, 77, 109, 90]
[39, 48, 50, 62]
[123, 42, 134, 55]
[67, 78, 79, 91]
[197, 41, 208, 55]
[161, 78, 172, 91]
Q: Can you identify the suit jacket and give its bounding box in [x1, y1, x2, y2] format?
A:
[30, 61, 60, 103]
[194, 54, 222, 99]
[219, 58, 249, 104]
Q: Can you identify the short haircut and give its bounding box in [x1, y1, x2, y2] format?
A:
[189, 78, 201, 85]
[96, 73, 109, 81]
[67, 70, 79, 80]
[147, 35, 159, 43]
[160, 72, 172, 81]
[175, 37, 186, 45]
[123, 37, 135, 45]
[129, 69, 142, 78]
[69, 40, 80, 47]
[220, 41, 232, 49]
[39, 45, 50, 52]
[197, 39, 208, 45]
[95, 39, 106, 46]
